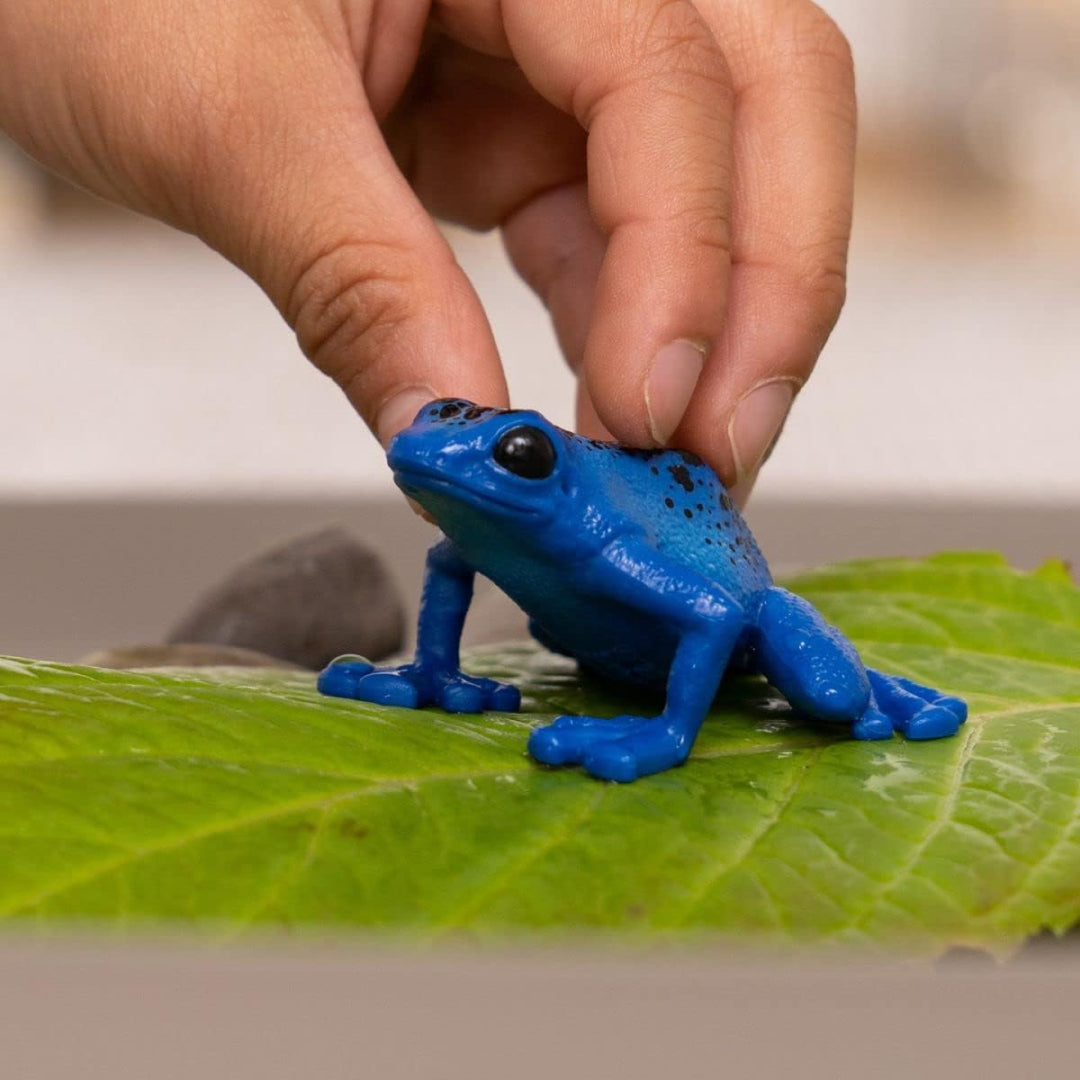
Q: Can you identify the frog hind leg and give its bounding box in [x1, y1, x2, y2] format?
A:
[752, 587, 964, 741]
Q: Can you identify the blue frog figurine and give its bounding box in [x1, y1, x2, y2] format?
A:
[319, 400, 967, 782]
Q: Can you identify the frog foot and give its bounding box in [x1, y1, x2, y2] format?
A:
[318, 655, 521, 713]
[529, 715, 689, 783]
[865, 670, 968, 741]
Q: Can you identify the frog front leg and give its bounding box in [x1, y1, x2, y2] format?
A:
[528, 540, 745, 782]
[318, 538, 521, 713]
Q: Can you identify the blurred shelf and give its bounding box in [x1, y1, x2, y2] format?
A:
[2, 495, 1075, 663]
[854, 146, 1080, 253]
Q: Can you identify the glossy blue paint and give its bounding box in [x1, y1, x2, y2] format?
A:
[318, 400, 968, 782]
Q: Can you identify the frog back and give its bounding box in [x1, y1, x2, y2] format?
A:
[570, 440, 772, 600]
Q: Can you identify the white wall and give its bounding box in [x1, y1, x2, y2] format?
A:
[1, 212, 1078, 503]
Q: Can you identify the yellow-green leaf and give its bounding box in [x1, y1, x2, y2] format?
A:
[1, 552, 1078, 955]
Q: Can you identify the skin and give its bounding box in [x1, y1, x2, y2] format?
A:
[0, 0, 856, 502]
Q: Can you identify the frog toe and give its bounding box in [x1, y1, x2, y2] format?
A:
[528, 715, 650, 768]
[905, 704, 963, 740]
[582, 726, 689, 782]
[317, 655, 375, 698]
[350, 669, 422, 709]
[866, 670, 967, 740]
[935, 694, 968, 726]
[583, 743, 639, 783]
[529, 719, 609, 765]
[852, 707, 894, 741]
[528, 725, 579, 766]
[437, 675, 521, 713]
[478, 679, 522, 712]
[439, 681, 485, 713]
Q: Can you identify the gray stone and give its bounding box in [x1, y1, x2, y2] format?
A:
[166, 527, 404, 670]
[81, 643, 306, 671]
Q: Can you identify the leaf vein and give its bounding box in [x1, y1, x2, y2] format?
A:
[839, 722, 983, 936]
[667, 746, 826, 927]
[432, 786, 608, 932]
[0, 768, 535, 917]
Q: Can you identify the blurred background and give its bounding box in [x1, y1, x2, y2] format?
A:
[1, 0, 1078, 660]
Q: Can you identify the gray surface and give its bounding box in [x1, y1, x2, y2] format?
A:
[2, 939, 1079, 1080]
[2, 496, 1076, 662]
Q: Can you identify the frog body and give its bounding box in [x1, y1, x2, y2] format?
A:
[319, 400, 967, 782]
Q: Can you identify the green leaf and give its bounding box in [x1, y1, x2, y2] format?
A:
[1, 552, 1078, 954]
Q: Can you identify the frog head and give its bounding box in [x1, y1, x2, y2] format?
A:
[387, 400, 575, 544]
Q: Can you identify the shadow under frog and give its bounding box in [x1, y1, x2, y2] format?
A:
[319, 400, 967, 783]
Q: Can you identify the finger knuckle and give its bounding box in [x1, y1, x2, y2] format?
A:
[667, 195, 733, 258]
[627, 0, 729, 86]
[795, 239, 849, 335]
[287, 239, 413, 383]
[784, 2, 855, 84]
[810, 266, 848, 336]
[731, 0, 855, 98]
[571, 1, 732, 134]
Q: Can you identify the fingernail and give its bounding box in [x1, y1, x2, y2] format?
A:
[728, 378, 798, 483]
[727, 476, 755, 510]
[646, 339, 708, 446]
[375, 386, 436, 447]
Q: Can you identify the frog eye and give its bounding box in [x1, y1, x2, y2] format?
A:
[493, 426, 556, 480]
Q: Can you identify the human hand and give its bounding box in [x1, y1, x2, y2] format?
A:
[0, 0, 855, 502]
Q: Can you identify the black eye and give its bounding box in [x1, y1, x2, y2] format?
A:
[493, 426, 556, 480]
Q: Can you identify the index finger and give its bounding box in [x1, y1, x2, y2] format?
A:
[501, 0, 736, 448]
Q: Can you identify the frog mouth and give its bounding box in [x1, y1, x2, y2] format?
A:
[392, 466, 542, 516]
